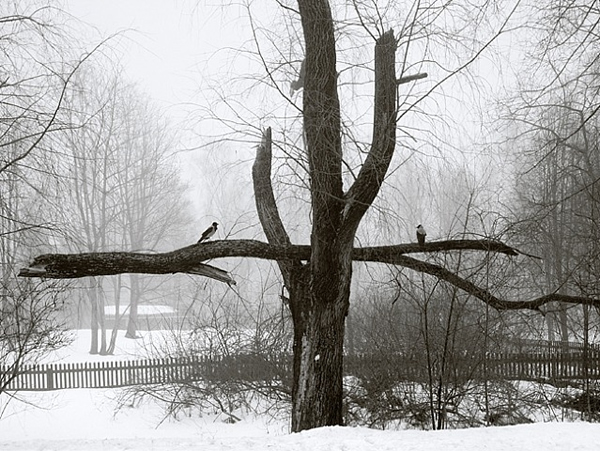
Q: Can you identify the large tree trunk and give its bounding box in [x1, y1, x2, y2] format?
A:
[287, 252, 351, 430]
[294, 0, 346, 429]
[292, 295, 348, 428]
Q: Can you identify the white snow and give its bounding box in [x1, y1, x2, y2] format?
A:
[40, 330, 169, 363]
[104, 304, 176, 316]
[1, 391, 599, 451]
[2, 331, 600, 450]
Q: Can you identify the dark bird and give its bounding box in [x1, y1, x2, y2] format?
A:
[416, 224, 427, 246]
[197, 222, 218, 243]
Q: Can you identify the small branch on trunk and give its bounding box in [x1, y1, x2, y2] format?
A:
[397, 72, 428, 85]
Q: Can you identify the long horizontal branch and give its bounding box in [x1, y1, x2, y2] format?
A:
[18, 238, 594, 310]
[18, 238, 594, 311]
[18, 238, 520, 280]
[18, 249, 237, 285]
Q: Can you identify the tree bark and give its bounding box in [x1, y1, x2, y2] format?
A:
[291, 285, 348, 429]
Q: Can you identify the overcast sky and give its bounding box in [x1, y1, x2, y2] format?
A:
[60, 2, 512, 239]
[64, 1, 245, 124]
[63, 2, 255, 215]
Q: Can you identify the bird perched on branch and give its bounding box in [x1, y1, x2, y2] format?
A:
[416, 224, 427, 246]
[197, 222, 218, 243]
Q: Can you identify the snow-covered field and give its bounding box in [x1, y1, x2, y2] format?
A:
[1, 330, 599, 451]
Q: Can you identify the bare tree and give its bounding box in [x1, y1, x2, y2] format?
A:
[55, 68, 123, 354]
[111, 83, 191, 338]
[53, 67, 191, 352]
[0, 2, 93, 400]
[18, 0, 600, 432]
[518, 1, 600, 132]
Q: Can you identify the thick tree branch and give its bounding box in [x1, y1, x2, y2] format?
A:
[18, 248, 236, 285]
[298, 0, 344, 299]
[17, 239, 521, 280]
[252, 127, 303, 285]
[355, 239, 521, 259]
[342, 30, 397, 236]
[19, 239, 596, 310]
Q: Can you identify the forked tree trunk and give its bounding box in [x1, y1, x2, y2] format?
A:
[253, 0, 398, 428]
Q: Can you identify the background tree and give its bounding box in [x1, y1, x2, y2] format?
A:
[502, 50, 600, 347]
[0, 2, 94, 395]
[55, 66, 191, 353]
[113, 83, 191, 339]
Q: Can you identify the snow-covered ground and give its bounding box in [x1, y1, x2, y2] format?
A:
[38, 329, 165, 363]
[1, 330, 599, 450]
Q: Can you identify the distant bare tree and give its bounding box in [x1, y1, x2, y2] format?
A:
[0, 2, 94, 400]
[55, 68, 191, 351]
[508, 71, 600, 344]
[113, 86, 190, 338]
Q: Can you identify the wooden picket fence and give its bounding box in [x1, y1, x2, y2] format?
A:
[345, 350, 600, 383]
[485, 351, 600, 381]
[2, 350, 600, 392]
[1, 357, 195, 392]
[0, 354, 285, 392]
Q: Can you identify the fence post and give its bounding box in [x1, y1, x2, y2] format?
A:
[46, 364, 54, 390]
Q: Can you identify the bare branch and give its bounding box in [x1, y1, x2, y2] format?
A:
[342, 29, 396, 235]
[388, 254, 600, 311]
[252, 127, 304, 284]
[18, 238, 526, 282]
[18, 248, 236, 286]
[0, 39, 108, 175]
[355, 239, 525, 259]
